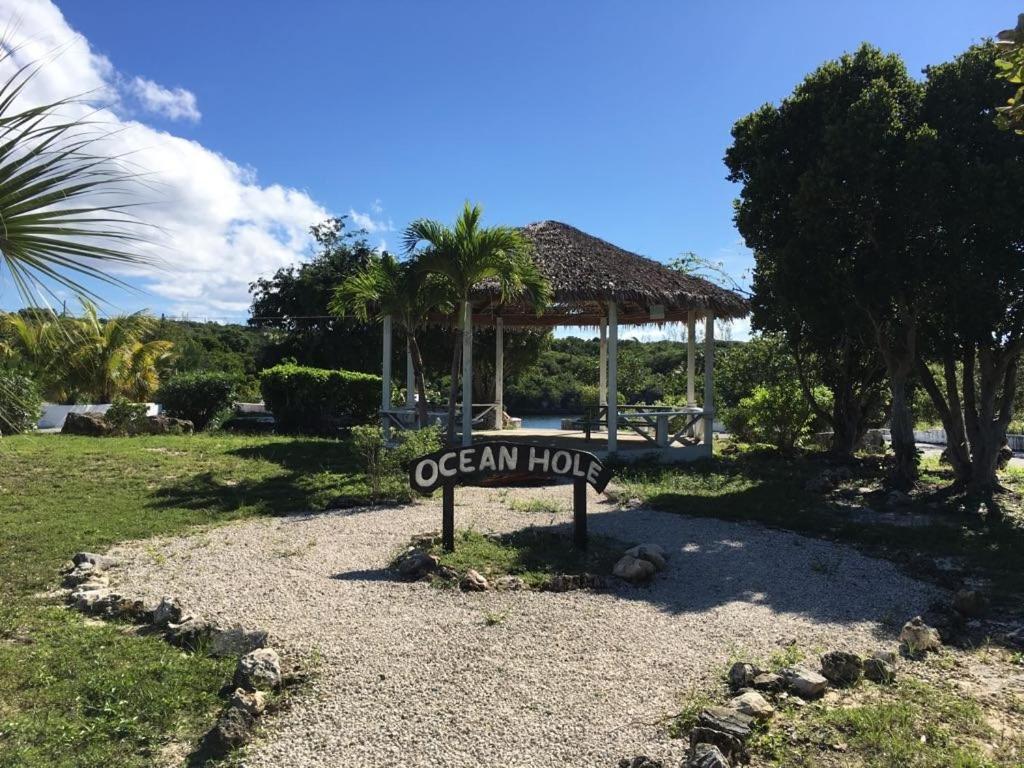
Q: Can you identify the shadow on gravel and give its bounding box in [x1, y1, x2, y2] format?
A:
[331, 567, 393, 582]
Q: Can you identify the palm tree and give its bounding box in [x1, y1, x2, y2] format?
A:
[331, 251, 450, 427]
[64, 301, 173, 403]
[403, 203, 550, 445]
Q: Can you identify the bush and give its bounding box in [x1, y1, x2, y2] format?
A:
[105, 398, 149, 435]
[727, 381, 831, 451]
[350, 425, 442, 500]
[260, 364, 381, 435]
[158, 371, 239, 431]
[0, 370, 42, 435]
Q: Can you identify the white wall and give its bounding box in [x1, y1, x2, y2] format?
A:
[38, 403, 160, 430]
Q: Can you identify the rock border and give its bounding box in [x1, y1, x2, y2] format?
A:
[61, 551, 305, 763]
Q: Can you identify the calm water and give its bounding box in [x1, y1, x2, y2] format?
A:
[516, 414, 579, 430]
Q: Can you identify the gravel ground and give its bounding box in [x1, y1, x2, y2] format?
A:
[108, 485, 941, 768]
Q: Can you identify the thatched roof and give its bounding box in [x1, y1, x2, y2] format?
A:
[468, 220, 749, 327]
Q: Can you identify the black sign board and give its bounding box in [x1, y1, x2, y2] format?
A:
[409, 441, 612, 551]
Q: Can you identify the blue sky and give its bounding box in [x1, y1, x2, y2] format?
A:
[3, 1, 1020, 337]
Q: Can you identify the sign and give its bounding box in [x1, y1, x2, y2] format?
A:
[409, 442, 611, 494]
[408, 441, 613, 552]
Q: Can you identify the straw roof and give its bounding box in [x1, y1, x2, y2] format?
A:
[469, 220, 749, 327]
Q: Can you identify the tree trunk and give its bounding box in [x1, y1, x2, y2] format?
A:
[915, 354, 971, 484]
[408, 333, 430, 429]
[888, 371, 918, 490]
[966, 346, 1019, 495]
[445, 320, 463, 447]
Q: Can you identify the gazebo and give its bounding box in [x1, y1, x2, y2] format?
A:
[380, 220, 749, 461]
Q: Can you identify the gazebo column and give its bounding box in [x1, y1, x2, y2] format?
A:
[494, 317, 504, 429]
[703, 311, 715, 456]
[406, 338, 415, 409]
[686, 310, 696, 406]
[599, 318, 608, 407]
[381, 314, 393, 434]
[461, 301, 473, 446]
[607, 301, 618, 454]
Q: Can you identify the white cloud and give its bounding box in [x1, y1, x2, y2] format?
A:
[128, 76, 201, 122]
[0, 0, 330, 317]
[348, 205, 394, 234]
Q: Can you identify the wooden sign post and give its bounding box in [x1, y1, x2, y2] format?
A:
[410, 442, 612, 552]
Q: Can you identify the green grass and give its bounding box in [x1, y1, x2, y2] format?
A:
[0, 433, 375, 767]
[614, 447, 1024, 598]
[429, 528, 626, 588]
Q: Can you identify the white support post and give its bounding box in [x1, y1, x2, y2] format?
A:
[686, 310, 696, 406]
[381, 315, 393, 434]
[494, 317, 504, 430]
[599, 317, 608, 407]
[703, 311, 715, 456]
[607, 301, 618, 454]
[406, 339, 415, 409]
[461, 301, 473, 446]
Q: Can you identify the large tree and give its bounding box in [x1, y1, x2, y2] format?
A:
[403, 203, 550, 445]
[913, 44, 1024, 495]
[726, 45, 925, 473]
[995, 13, 1024, 134]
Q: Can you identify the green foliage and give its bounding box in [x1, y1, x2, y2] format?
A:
[995, 13, 1024, 134]
[0, 369, 41, 435]
[727, 382, 830, 451]
[260, 363, 381, 434]
[158, 371, 239, 430]
[716, 333, 799, 408]
[104, 398, 149, 435]
[350, 425, 442, 500]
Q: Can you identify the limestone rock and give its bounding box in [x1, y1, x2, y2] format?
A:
[396, 550, 438, 580]
[727, 661, 760, 690]
[612, 554, 656, 583]
[234, 648, 283, 691]
[624, 544, 667, 571]
[229, 687, 267, 717]
[203, 706, 255, 757]
[752, 671, 784, 692]
[729, 690, 774, 720]
[71, 551, 118, 570]
[139, 415, 194, 435]
[684, 743, 730, 768]
[459, 569, 489, 592]
[209, 625, 269, 657]
[617, 757, 661, 768]
[781, 666, 828, 699]
[864, 656, 896, 684]
[689, 727, 744, 763]
[494, 575, 527, 591]
[899, 616, 941, 654]
[820, 650, 863, 686]
[697, 706, 753, 741]
[952, 588, 988, 618]
[62, 411, 113, 436]
[152, 596, 183, 627]
[166, 617, 213, 650]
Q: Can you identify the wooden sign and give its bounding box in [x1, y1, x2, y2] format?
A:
[409, 442, 613, 551]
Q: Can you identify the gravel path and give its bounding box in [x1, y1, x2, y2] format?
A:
[108, 486, 940, 768]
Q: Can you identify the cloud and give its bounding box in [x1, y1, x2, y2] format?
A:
[128, 76, 201, 122]
[0, 0, 330, 317]
[348, 205, 394, 234]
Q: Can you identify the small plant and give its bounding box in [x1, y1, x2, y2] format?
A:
[769, 641, 805, 670]
[350, 424, 388, 500]
[0, 370, 42, 435]
[667, 689, 719, 738]
[509, 498, 565, 515]
[105, 398, 149, 435]
[483, 610, 509, 626]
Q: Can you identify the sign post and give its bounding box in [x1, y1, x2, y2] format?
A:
[409, 441, 612, 552]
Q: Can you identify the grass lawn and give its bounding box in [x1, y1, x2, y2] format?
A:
[0, 433, 376, 768]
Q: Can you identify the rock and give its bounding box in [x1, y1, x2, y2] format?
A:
[886, 490, 913, 508]
[804, 471, 836, 493]
[209, 625, 269, 657]
[820, 650, 863, 686]
[781, 666, 828, 699]
[234, 648, 282, 691]
[203, 706, 255, 757]
[71, 587, 109, 612]
[998, 443, 1013, 469]
[689, 727, 744, 763]
[62, 411, 113, 436]
[871, 649, 897, 664]
[494, 575, 527, 591]
[229, 687, 267, 717]
[71, 551, 118, 570]
[410, 531, 441, 548]
[166, 617, 213, 650]
[683, 743, 730, 768]
[152, 596, 183, 627]
[729, 690, 774, 720]
[612, 555, 656, 583]
[863, 656, 896, 684]
[899, 616, 942, 654]
[727, 661, 760, 690]
[952, 588, 989, 618]
[396, 550, 438, 580]
[752, 672, 784, 692]
[460, 569, 489, 591]
[697, 706, 753, 741]
[617, 757, 661, 768]
[139, 415, 194, 435]
[624, 544, 667, 570]
[62, 563, 96, 587]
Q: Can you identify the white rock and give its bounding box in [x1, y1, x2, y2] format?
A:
[459, 569, 489, 591]
[210, 625, 269, 657]
[612, 555, 656, 583]
[235, 648, 282, 691]
[729, 690, 774, 720]
[781, 666, 828, 699]
[230, 687, 268, 717]
[899, 616, 941, 653]
[624, 544, 667, 571]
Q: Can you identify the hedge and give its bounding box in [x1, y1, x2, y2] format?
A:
[158, 371, 239, 431]
[259, 364, 381, 434]
[0, 370, 42, 435]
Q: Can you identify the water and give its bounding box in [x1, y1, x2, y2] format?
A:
[515, 414, 578, 430]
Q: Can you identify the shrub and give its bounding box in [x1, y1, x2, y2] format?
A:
[260, 364, 381, 435]
[0, 370, 42, 435]
[158, 371, 239, 431]
[728, 381, 831, 451]
[350, 424, 442, 500]
[105, 398, 149, 435]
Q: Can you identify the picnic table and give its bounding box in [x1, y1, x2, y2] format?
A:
[576, 405, 704, 448]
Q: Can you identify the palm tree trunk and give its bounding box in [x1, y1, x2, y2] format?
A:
[408, 333, 430, 429]
[445, 317, 463, 447]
